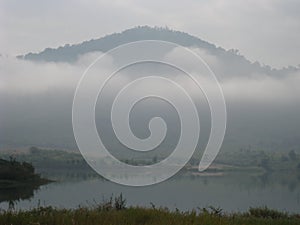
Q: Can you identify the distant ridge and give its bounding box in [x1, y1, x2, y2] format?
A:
[20, 26, 222, 62]
[19, 26, 299, 76]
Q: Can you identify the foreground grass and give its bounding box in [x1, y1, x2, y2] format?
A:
[1, 206, 299, 225]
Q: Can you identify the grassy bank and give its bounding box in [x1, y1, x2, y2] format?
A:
[1, 205, 299, 225]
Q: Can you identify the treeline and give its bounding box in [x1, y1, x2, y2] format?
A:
[0, 157, 36, 181]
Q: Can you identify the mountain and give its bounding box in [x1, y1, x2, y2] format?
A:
[21, 26, 220, 62]
[19, 26, 299, 78]
[2, 26, 299, 152]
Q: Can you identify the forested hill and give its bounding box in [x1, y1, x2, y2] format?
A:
[20, 26, 220, 62]
[19, 26, 299, 77]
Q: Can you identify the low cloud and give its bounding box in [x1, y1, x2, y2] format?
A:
[1, 47, 299, 102]
[0, 47, 299, 149]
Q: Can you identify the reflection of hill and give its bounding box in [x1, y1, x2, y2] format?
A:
[0, 184, 38, 203]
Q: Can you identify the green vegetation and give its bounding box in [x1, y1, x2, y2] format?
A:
[1, 204, 299, 225]
[0, 157, 51, 208]
[0, 157, 49, 189]
[248, 206, 288, 219]
[0, 147, 95, 179]
[0, 157, 34, 181]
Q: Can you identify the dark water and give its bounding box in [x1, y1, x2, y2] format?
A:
[1, 172, 300, 213]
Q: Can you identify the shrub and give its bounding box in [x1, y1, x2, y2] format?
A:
[249, 206, 288, 219]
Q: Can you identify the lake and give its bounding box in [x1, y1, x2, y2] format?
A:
[1, 172, 300, 213]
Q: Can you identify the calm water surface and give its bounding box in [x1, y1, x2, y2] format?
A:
[1, 172, 300, 213]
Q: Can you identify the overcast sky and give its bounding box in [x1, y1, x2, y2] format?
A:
[0, 0, 299, 68]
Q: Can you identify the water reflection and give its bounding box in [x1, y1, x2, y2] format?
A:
[0, 184, 41, 209]
[0, 171, 299, 212]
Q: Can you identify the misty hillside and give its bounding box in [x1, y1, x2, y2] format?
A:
[20, 26, 299, 78]
[1, 26, 299, 153]
[20, 26, 222, 62]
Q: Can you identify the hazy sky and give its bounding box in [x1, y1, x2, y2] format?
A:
[0, 0, 299, 68]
